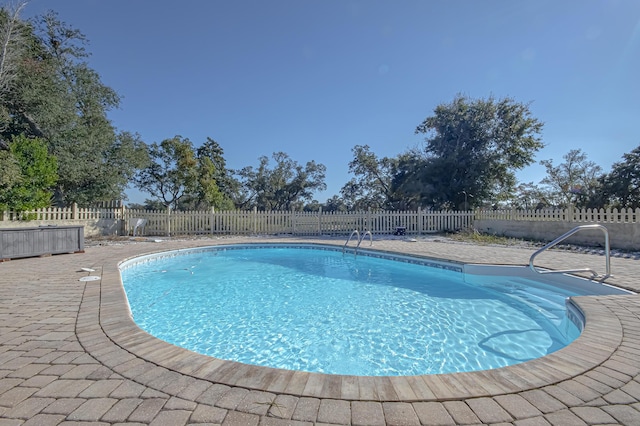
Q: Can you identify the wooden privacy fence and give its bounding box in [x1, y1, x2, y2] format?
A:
[122, 208, 475, 236]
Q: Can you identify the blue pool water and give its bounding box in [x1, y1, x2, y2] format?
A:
[120, 244, 584, 376]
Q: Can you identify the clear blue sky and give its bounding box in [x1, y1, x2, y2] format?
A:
[21, 0, 640, 204]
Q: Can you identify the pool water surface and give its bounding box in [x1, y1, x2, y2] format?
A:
[120, 244, 584, 376]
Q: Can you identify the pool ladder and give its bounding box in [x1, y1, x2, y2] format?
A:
[529, 224, 611, 282]
[343, 229, 373, 255]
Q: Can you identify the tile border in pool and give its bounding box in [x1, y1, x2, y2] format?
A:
[104, 242, 624, 401]
[118, 242, 465, 273]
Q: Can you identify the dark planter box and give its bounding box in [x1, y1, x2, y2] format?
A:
[0, 226, 84, 261]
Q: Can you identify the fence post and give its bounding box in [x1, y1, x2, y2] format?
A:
[72, 203, 78, 220]
[214, 206, 216, 235]
[318, 207, 322, 236]
[117, 204, 124, 236]
[292, 209, 297, 235]
[253, 206, 257, 234]
[567, 204, 574, 223]
[166, 206, 171, 237]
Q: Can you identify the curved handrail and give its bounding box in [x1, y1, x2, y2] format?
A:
[529, 224, 611, 282]
[356, 230, 373, 254]
[343, 229, 360, 254]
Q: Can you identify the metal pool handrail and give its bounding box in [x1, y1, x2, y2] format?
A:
[529, 224, 611, 282]
[343, 229, 373, 255]
[356, 230, 373, 254]
[343, 229, 360, 254]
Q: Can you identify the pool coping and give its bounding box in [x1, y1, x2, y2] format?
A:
[100, 241, 626, 402]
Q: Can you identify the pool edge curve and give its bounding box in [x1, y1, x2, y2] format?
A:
[100, 241, 625, 402]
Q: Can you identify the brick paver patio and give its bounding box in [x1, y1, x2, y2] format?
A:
[1, 236, 639, 425]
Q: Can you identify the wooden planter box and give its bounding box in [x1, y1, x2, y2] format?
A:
[0, 226, 84, 261]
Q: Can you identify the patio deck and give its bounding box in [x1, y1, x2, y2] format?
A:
[1, 236, 639, 425]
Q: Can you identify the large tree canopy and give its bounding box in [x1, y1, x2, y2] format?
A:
[237, 152, 326, 210]
[134, 136, 237, 210]
[415, 94, 544, 209]
[182, 137, 237, 210]
[598, 145, 640, 208]
[539, 149, 602, 208]
[0, 6, 148, 206]
[340, 145, 424, 210]
[340, 145, 397, 210]
[134, 136, 198, 210]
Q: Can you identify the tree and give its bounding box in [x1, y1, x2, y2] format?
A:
[134, 136, 198, 210]
[190, 137, 237, 210]
[0, 8, 147, 205]
[387, 151, 431, 210]
[1, 10, 73, 140]
[134, 136, 239, 211]
[0, 2, 39, 137]
[339, 146, 428, 210]
[37, 12, 130, 205]
[0, 135, 57, 211]
[599, 145, 640, 208]
[323, 195, 349, 212]
[237, 152, 326, 210]
[415, 94, 544, 209]
[540, 149, 602, 208]
[412, 154, 464, 209]
[303, 199, 322, 212]
[511, 182, 549, 209]
[0, 139, 21, 209]
[0, 2, 28, 112]
[127, 199, 166, 211]
[340, 145, 399, 210]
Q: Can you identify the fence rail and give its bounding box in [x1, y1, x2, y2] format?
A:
[2, 205, 640, 237]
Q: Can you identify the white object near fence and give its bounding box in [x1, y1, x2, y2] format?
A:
[128, 218, 147, 236]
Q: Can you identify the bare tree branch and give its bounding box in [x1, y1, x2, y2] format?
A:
[0, 1, 28, 101]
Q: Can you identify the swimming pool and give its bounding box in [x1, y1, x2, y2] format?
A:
[119, 243, 627, 376]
